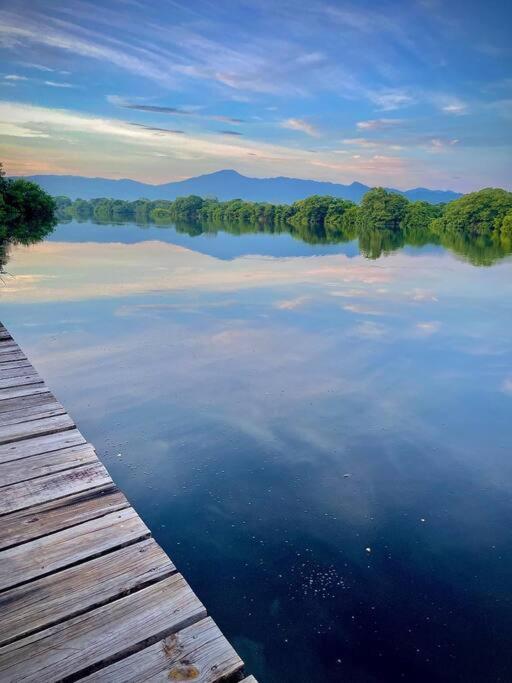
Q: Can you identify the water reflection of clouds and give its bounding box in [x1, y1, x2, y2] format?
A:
[4, 240, 397, 303]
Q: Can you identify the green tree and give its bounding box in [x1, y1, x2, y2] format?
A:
[432, 188, 512, 236]
[358, 187, 408, 231]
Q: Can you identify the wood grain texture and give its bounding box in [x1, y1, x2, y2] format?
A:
[0, 461, 112, 516]
[0, 374, 42, 390]
[0, 427, 85, 464]
[0, 442, 97, 487]
[0, 413, 74, 446]
[0, 385, 50, 402]
[81, 616, 243, 682]
[0, 365, 38, 381]
[0, 323, 251, 683]
[0, 538, 175, 646]
[0, 392, 58, 415]
[0, 573, 206, 682]
[0, 486, 128, 549]
[0, 507, 149, 590]
[0, 401, 65, 426]
[0, 350, 27, 364]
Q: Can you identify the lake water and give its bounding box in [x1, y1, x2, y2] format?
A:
[2, 220, 512, 682]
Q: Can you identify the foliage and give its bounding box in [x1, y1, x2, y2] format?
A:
[53, 185, 512, 264]
[0, 163, 56, 244]
[357, 187, 409, 231]
[431, 188, 512, 236]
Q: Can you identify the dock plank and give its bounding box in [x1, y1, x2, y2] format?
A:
[81, 616, 243, 682]
[0, 322, 253, 682]
[0, 538, 175, 646]
[0, 427, 85, 464]
[0, 385, 50, 402]
[0, 573, 206, 682]
[0, 442, 97, 487]
[0, 392, 58, 415]
[0, 461, 113, 515]
[0, 401, 66, 426]
[0, 374, 42, 390]
[0, 413, 74, 446]
[0, 486, 128, 549]
[0, 350, 27, 364]
[0, 365, 38, 381]
[0, 506, 149, 590]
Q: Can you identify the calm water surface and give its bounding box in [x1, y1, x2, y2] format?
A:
[2, 220, 512, 682]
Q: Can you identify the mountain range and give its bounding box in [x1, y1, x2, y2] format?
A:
[22, 169, 462, 204]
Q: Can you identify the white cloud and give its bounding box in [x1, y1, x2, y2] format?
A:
[281, 118, 320, 137]
[416, 321, 441, 334]
[342, 137, 403, 151]
[502, 378, 512, 395]
[4, 74, 27, 81]
[429, 138, 459, 152]
[274, 296, 311, 310]
[44, 80, 75, 88]
[356, 118, 402, 130]
[368, 90, 415, 110]
[0, 122, 50, 138]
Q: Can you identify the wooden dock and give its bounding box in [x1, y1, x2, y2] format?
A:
[0, 322, 257, 682]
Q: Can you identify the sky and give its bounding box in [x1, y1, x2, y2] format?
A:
[0, 0, 510, 191]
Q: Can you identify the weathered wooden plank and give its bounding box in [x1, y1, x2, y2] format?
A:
[0, 461, 112, 516]
[0, 538, 175, 646]
[0, 392, 57, 415]
[0, 413, 74, 446]
[81, 616, 243, 683]
[0, 385, 50, 402]
[0, 359, 31, 372]
[0, 374, 42, 390]
[0, 427, 86, 464]
[0, 350, 26, 364]
[0, 442, 97, 487]
[0, 486, 128, 549]
[0, 401, 65, 426]
[0, 343, 18, 354]
[0, 330, 12, 341]
[0, 366, 38, 383]
[0, 506, 148, 590]
[0, 573, 206, 682]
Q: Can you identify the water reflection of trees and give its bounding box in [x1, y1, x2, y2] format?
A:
[0, 220, 57, 275]
[1, 167, 57, 276]
[168, 219, 512, 266]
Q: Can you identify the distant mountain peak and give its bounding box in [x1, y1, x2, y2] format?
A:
[22, 169, 463, 204]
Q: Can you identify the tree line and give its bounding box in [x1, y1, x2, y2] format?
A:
[55, 187, 512, 246]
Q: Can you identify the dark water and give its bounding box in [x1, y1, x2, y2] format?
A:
[2, 220, 512, 682]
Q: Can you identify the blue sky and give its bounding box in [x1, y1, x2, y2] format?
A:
[0, 0, 510, 191]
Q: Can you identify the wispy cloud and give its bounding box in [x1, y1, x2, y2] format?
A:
[274, 295, 311, 310]
[44, 80, 75, 88]
[356, 118, 402, 130]
[429, 138, 459, 152]
[342, 137, 403, 150]
[4, 74, 27, 81]
[367, 90, 415, 110]
[109, 97, 244, 124]
[416, 321, 441, 334]
[130, 122, 186, 135]
[439, 97, 468, 115]
[281, 118, 320, 137]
